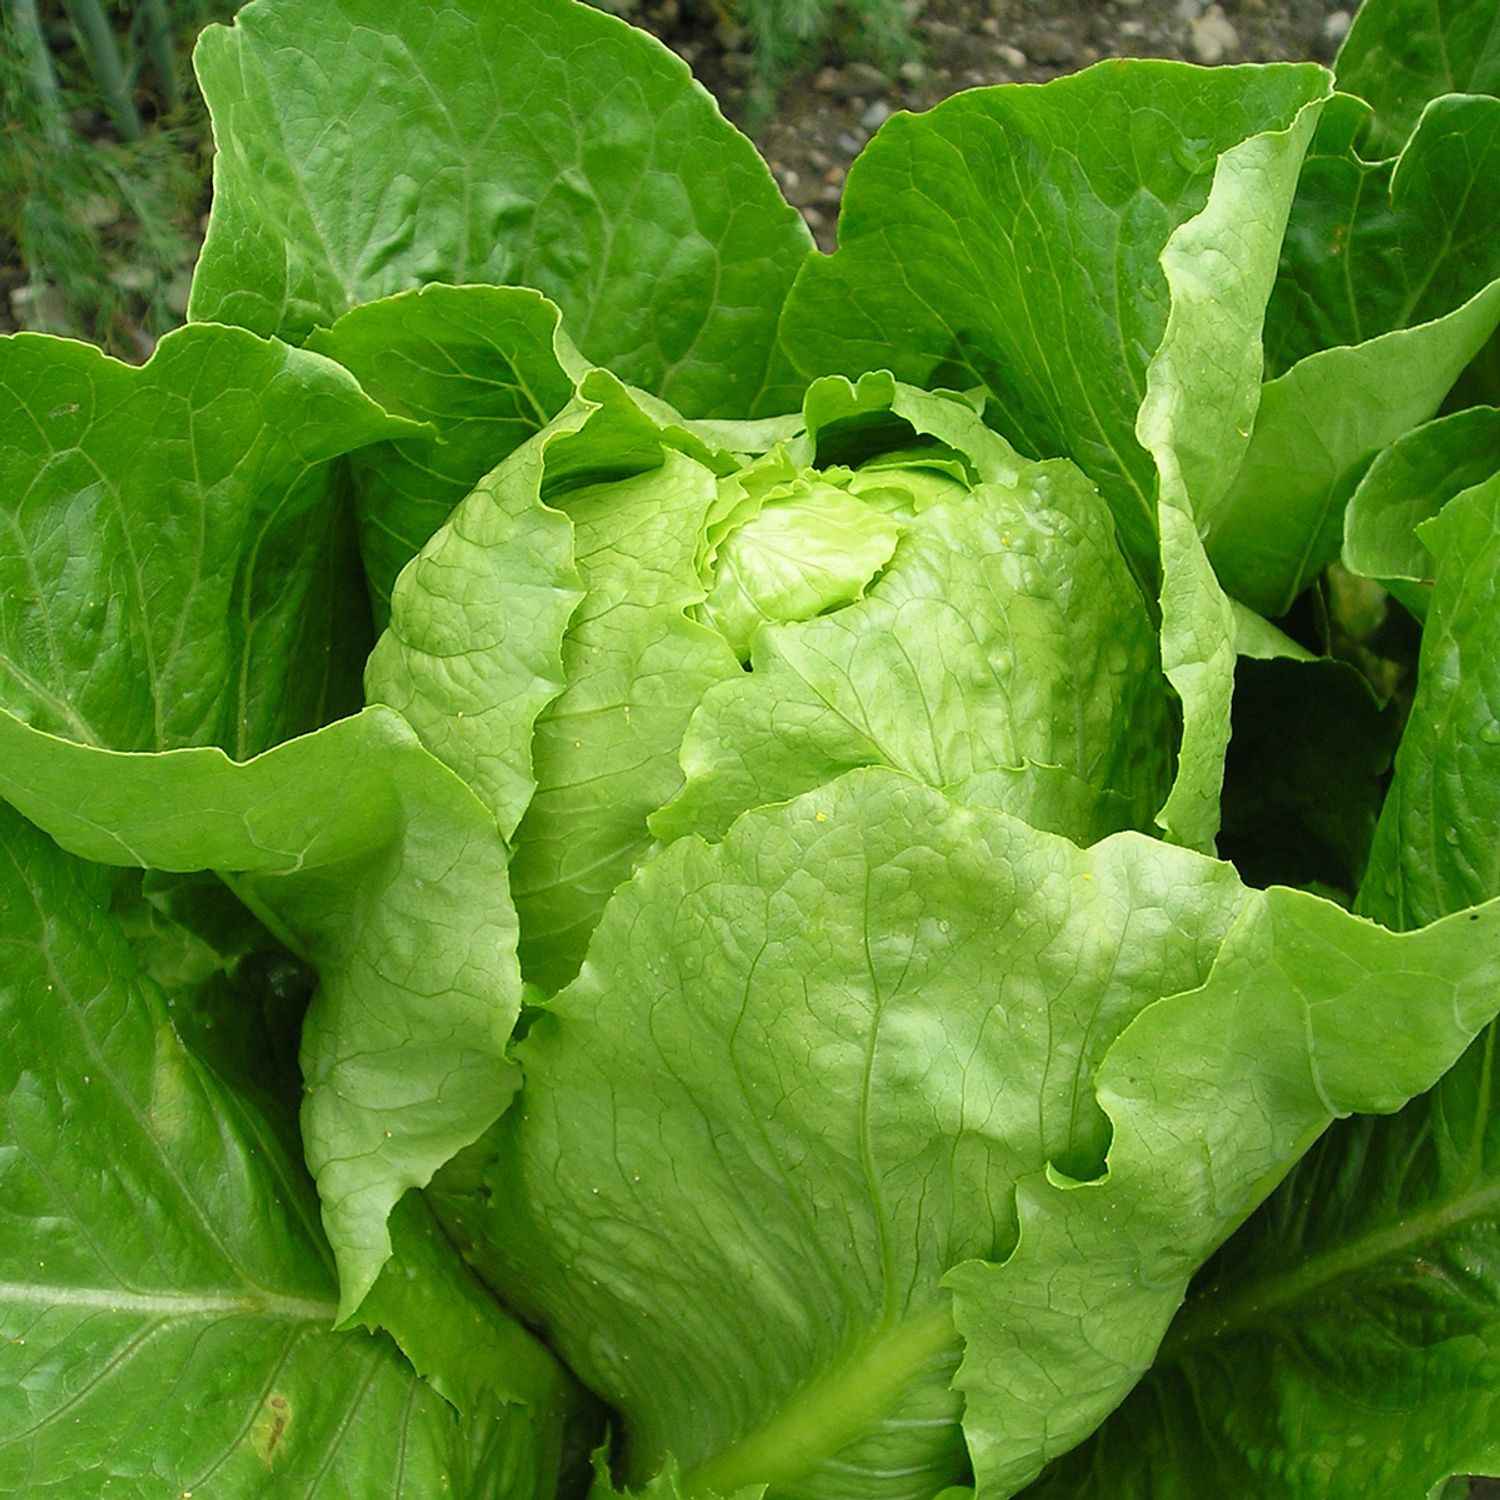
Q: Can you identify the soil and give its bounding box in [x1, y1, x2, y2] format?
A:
[637, 0, 1361, 248]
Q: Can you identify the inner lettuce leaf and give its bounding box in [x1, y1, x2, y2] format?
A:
[370, 370, 1171, 995]
[432, 770, 1500, 1498]
[696, 457, 904, 660]
[188, 0, 813, 418]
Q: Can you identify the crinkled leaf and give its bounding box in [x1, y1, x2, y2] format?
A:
[700, 481, 902, 661]
[782, 62, 1331, 584]
[0, 804, 557, 1497]
[1136, 92, 1323, 849]
[1015, 455, 1500, 1500]
[307, 285, 578, 617]
[654, 469, 1172, 848]
[1018, 1028, 1500, 1500]
[374, 374, 744, 993]
[0, 326, 413, 755]
[0, 707, 519, 1320]
[952, 882, 1500, 1497]
[434, 771, 1253, 1499]
[189, 0, 812, 416]
[1334, 0, 1500, 156]
[364, 423, 585, 845]
[433, 770, 1500, 1497]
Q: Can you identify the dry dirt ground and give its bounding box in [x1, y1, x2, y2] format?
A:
[641, 0, 1360, 247]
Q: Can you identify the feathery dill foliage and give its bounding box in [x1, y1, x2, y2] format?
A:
[0, 0, 232, 357]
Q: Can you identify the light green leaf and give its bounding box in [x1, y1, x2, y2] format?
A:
[1153, 500, 1235, 852]
[189, 0, 812, 417]
[782, 62, 1332, 583]
[364, 421, 585, 845]
[1136, 90, 1323, 849]
[0, 326, 414, 755]
[0, 707, 519, 1320]
[952, 882, 1500, 1497]
[0, 804, 556, 1497]
[1015, 459, 1500, 1499]
[376, 373, 745, 992]
[435, 771, 1253, 1499]
[1334, 0, 1500, 155]
[1361, 471, 1500, 929]
[654, 467, 1172, 847]
[306, 285, 578, 617]
[699, 478, 902, 661]
[435, 769, 1500, 1497]
[1017, 1027, 1500, 1500]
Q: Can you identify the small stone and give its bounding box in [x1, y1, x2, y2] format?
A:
[801, 205, 826, 230]
[1027, 31, 1076, 66]
[898, 59, 925, 84]
[1323, 9, 1353, 46]
[861, 99, 895, 130]
[979, 15, 1001, 36]
[824, 164, 849, 187]
[1189, 5, 1239, 63]
[835, 129, 865, 157]
[1174, 0, 1204, 21]
[778, 167, 801, 191]
[996, 44, 1028, 71]
[812, 66, 841, 92]
[844, 61, 891, 94]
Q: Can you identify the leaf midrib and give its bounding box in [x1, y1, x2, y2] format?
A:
[1159, 1172, 1500, 1363]
[678, 1300, 958, 1497]
[0, 1280, 336, 1324]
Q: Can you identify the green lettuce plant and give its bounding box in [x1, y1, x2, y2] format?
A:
[3, 0, 1500, 1495]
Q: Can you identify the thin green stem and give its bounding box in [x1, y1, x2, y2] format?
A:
[60, 0, 144, 141]
[8, 0, 69, 147]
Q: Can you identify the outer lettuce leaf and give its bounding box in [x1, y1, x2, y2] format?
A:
[0, 708, 520, 1322]
[0, 804, 562, 1497]
[1334, 0, 1500, 155]
[1362, 472, 1500, 929]
[432, 771, 1500, 1498]
[1343, 407, 1500, 618]
[1018, 1031, 1500, 1500]
[1205, 93, 1500, 614]
[0, 326, 413, 754]
[654, 463, 1172, 847]
[1135, 92, 1320, 850]
[1013, 424, 1500, 1500]
[307, 285, 578, 617]
[781, 61, 1331, 584]
[189, 0, 812, 417]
